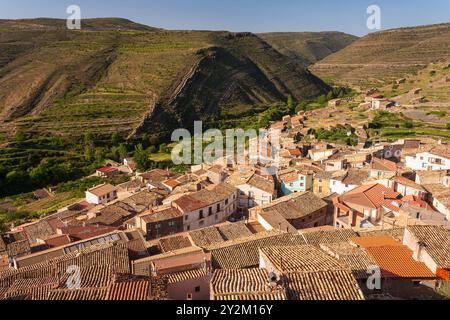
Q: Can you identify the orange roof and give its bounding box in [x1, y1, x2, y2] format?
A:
[371, 157, 397, 172]
[351, 236, 435, 279]
[366, 245, 435, 278]
[341, 184, 401, 209]
[288, 149, 301, 157]
[351, 236, 401, 248]
[162, 179, 180, 189]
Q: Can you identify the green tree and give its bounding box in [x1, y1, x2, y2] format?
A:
[84, 145, 93, 162]
[404, 120, 414, 129]
[111, 132, 121, 146]
[117, 144, 128, 161]
[287, 95, 294, 111]
[134, 144, 151, 171]
[84, 130, 94, 147]
[14, 129, 26, 142]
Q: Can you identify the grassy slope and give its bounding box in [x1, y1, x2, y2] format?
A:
[311, 23, 450, 88]
[259, 31, 358, 66]
[0, 18, 330, 194]
[0, 20, 329, 142]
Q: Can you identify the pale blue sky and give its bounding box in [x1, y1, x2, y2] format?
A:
[1, 0, 449, 36]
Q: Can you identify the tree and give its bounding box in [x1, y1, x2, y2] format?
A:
[148, 145, 157, 154]
[287, 95, 294, 111]
[14, 129, 26, 142]
[117, 144, 128, 161]
[134, 144, 151, 171]
[84, 130, 94, 147]
[84, 145, 93, 162]
[111, 132, 121, 146]
[404, 120, 414, 129]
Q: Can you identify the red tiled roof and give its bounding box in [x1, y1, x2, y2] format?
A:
[341, 184, 401, 209]
[351, 236, 435, 279]
[96, 167, 119, 174]
[46, 218, 65, 232]
[366, 246, 435, 278]
[162, 179, 180, 189]
[371, 157, 397, 172]
[351, 236, 401, 248]
[59, 225, 117, 241]
[106, 281, 151, 300]
[42, 234, 72, 248]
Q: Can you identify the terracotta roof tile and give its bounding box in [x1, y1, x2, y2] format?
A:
[285, 270, 365, 300]
[159, 235, 193, 252]
[211, 268, 287, 300]
[260, 245, 344, 273]
[106, 280, 151, 300]
[48, 288, 107, 300]
[365, 245, 435, 278]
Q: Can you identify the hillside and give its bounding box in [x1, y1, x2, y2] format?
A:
[259, 32, 357, 66]
[0, 18, 329, 189]
[0, 19, 329, 138]
[311, 23, 450, 87]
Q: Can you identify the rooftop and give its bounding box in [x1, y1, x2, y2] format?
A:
[87, 184, 118, 197]
[406, 225, 450, 269]
[371, 157, 397, 172]
[285, 270, 365, 300]
[339, 184, 402, 209]
[258, 192, 328, 220]
[260, 245, 344, 273]
[211, 268, 287, 300]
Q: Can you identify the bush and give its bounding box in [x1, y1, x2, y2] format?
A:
[404, 120, 414, 129]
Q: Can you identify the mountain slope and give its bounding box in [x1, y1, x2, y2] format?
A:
[0, 19, 329, 145]
[259, 32, 357, 66]
[311, 23, 450, 87]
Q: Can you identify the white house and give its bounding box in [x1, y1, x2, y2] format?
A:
[172, 184, 238, 231]
[330, 170, 370, 195]
[405, 149, 450, 171]
[308, 149, 336, 162]
[86, 184, 118, 205]
[235, 174, 276, 213]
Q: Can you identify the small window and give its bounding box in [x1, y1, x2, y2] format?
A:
[187, 293, 193, 300]
[225, 199, 229, 205]
[195, 286, 201, 293]
[209, 207, 213, 216]
[217, 204, 221, 211]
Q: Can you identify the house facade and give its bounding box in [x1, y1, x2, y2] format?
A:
[173, 184, 238, 232]
[85, 184, 118, 205]
[405, 150, 450, 171]
[279, 170, 313, 196]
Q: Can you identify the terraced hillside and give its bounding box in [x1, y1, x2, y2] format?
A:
[0, 18, 329, 143]
[311, 23, 450, 87]
[259, 32, 357, 66]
